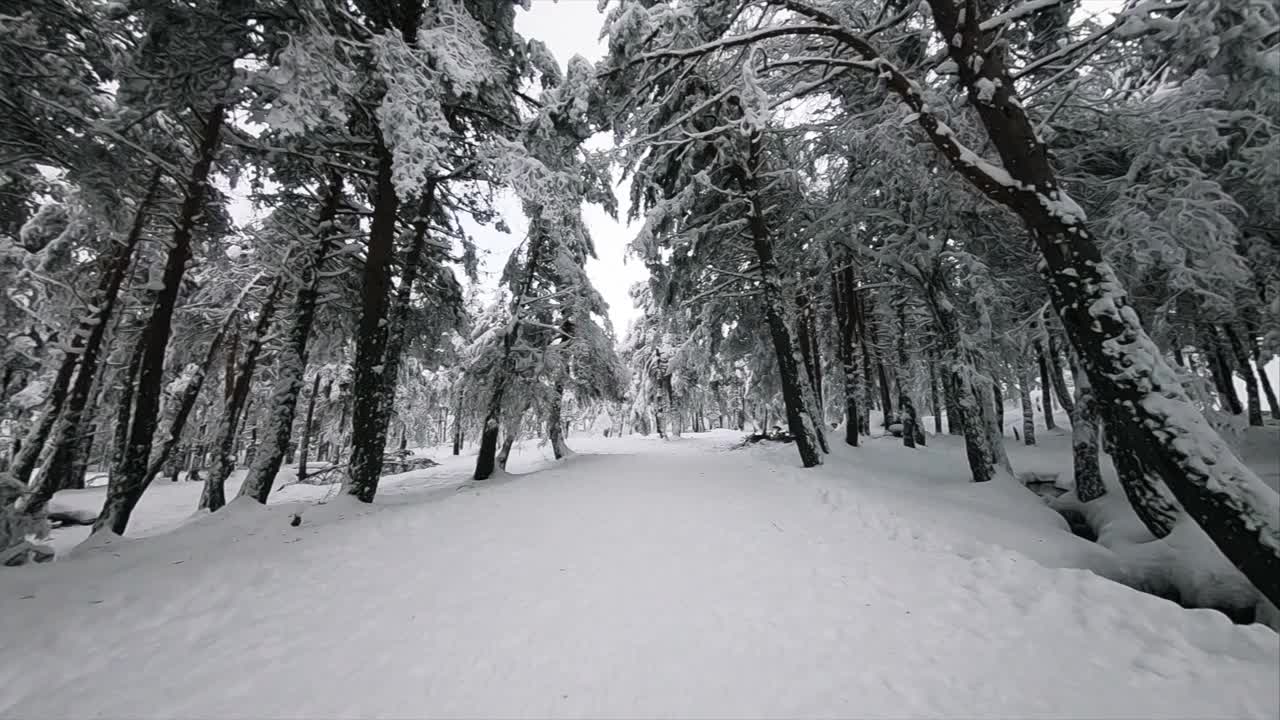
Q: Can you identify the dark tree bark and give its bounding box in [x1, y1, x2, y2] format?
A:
[348, 182, 439, 493]
[928, 355, 942, 434]
[1068, 353, 1106, 502]
[993, 380, 1005, 434]
[832, 262, 859, 447]
[1206, 327, 1244, 415]
[737, 132, 821, 467]
[1047, 334, 1074, 416]
[876, 360, 893, 427]
[7, 168, 161, 490]
[899, 392, 918, 449]
[1257, 352, 1280, 422]
[346, 140, 402, 501]
[796, 290, 824, 426]
[916, 270, 1001, 483]
[451, 391, 464, 455]
[942, 365, 963, 435]
[297, 372, 321, 484]
[1018, 363, 1036, 446]
[548, 380, 571, 459]
[239, 175, 343, 505]
[139, 286, 253, 494]
[1223, 325, 1264, 427]
[1036, 341, 1057, 430]
[96, 104, 226, 536]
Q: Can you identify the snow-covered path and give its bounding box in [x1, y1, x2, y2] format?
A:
[2, 433, 1277, 719]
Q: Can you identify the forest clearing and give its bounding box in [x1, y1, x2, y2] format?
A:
[3, 426, 1278, 718]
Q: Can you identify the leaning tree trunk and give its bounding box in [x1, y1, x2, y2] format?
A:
[7, 169, 161, 490]
[1206, 327, 1244, 416]
[1018, 362, 1036, 446]
[138, 282, 255, 494]
[239, 178, 343, 505]
[1224, 325, 1264, 427]
[875, 0, 1280, 603]
[22, 174, 159, 512]
[95, 104, 225, 536]
[201, 274, 285, 510]
[738, 132, 821, 467]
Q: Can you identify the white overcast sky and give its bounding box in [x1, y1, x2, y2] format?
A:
[471, 1, 648, 336]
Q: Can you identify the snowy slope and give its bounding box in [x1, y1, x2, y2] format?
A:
[1, 432, 1276, 719]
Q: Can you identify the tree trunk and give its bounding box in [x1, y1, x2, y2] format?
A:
[738, 132, 821, 467]
[7, 168, 161, 490]
[548, 381, 570, 460]
[1223, 325, 1264, 427]
[1019, 363, 1036, 446]
[1206, 328, 1244, 415]
[1036, 341, 1057, 430]
[1257, 353, 1280, 422]
[297, 372, 321, 484]
[918, 274, 1000, 483]
[796, 291, 824, 426]
[95, 105, 225, 536]
[497, 404, 528, 471]
[900, 391, 918, 449]
[832, 262, 859, 447]
[928, 356, 942, 434]
[876, 360, 893, 427]
[201, 274, 285, 511]
[139, 284, 254, 494]
[1068, 352, 1105, 502]
[345, 139, 400, 502]
[993, 380, 1005, 434]
[475, 228, 548, 481]
[451, 391, 464, 455]
[239, 176, 343, 505]
[1047, 334, 1075, 416]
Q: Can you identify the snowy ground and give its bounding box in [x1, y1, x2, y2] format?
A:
[2, 429, 1277, 719]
